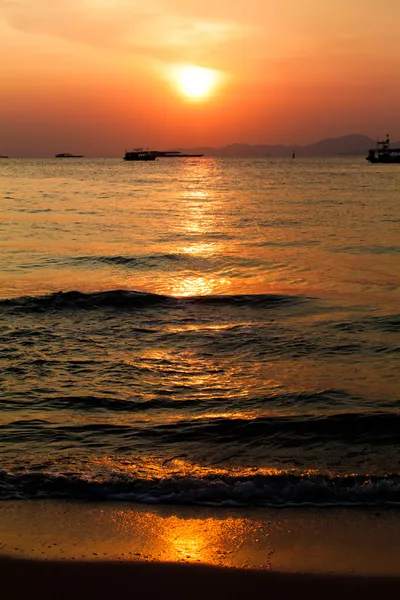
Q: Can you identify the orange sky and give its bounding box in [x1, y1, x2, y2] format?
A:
[1, 0, 400, 156]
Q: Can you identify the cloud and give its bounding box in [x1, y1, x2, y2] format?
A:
[0, 0, 244, 61]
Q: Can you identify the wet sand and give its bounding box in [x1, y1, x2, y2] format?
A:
[1, 501, 400, 599]
[2, 557, 400, 600]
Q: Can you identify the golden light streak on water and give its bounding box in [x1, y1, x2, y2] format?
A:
[180, 242, 219, 256]
[110, 510, 266, 566]
[89, 455, 291, 481]
[169, 276, 228, 296]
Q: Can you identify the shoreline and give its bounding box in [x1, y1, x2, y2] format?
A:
[1, 500, 400, 569]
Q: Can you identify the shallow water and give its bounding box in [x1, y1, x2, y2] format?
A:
[0, 157, 399, 505]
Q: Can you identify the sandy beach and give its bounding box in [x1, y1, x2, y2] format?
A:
[2, 557, 400, 600]
[1, 501, 400, 599]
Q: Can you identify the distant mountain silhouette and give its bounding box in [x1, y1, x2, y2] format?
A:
[178, 134, 400, 158]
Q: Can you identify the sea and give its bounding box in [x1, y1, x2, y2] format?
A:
[0, 156, 399, 507]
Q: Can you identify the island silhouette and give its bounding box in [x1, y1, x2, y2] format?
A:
[175, 134, 400, 158]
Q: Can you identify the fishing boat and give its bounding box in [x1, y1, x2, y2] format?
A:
[366, 135, 400, 163]
[123, 149, 156, 161]
[151, 150, 203, 158]
[55, 153, 84, 158]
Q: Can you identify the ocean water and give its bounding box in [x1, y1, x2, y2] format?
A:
[0, 157, 399, 506]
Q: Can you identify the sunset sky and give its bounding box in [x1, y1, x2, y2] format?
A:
[1, 0, 400, 156]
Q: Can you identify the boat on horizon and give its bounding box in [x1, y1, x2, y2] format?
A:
[123, 149, 156, 161]
[366, 135, 400, 163]
[151, 150, 204, 158]
[55, 153, 84, 158]
[124, 148, 203, 161]
[0, 155, 8, 159]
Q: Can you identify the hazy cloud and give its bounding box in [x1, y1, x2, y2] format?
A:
[0, 0, 243, 60]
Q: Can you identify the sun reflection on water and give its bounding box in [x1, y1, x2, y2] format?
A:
[180, 242, 217, 256]
[181, 190, 212, 201]
[169, 276, 230, 296]
[110, 509, 268, 567]
[162, 161, 234, 297]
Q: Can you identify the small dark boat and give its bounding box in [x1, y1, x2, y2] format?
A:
[0, 155, 8, 159]
[151, 151, 203, 158]
[124, 149, 156, 161]
[55, 153, 84, 158]
[366, 135, 400, 164]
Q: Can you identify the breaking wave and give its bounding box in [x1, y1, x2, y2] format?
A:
[1, 469, 400, 506]
[0, 290, 303, 313]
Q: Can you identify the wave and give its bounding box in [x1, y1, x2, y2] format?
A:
[1, 469, 400, 506]
[50, 252, 260, 272]
[0, 389, 356, 413]
[333, 314, 400, 334]
[0, 290, 303, 313]
[2, 412, 400, 447]
[333, 245, 400, 255]
[139, 411, 400, 445]
[1, 394, 201, 413]
[71, 253, 198, 269]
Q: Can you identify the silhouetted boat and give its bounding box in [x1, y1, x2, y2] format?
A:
[0, 154, 8, 158]
[55, 153, 84, 158]
[151, 150, 204, 158]
[124, 149, 156, 161]
[366, 135, 400, 163]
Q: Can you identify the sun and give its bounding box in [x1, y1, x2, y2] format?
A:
[172, 65, 220, 100]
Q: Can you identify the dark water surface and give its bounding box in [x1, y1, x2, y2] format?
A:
[0, 157, 399, 505]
